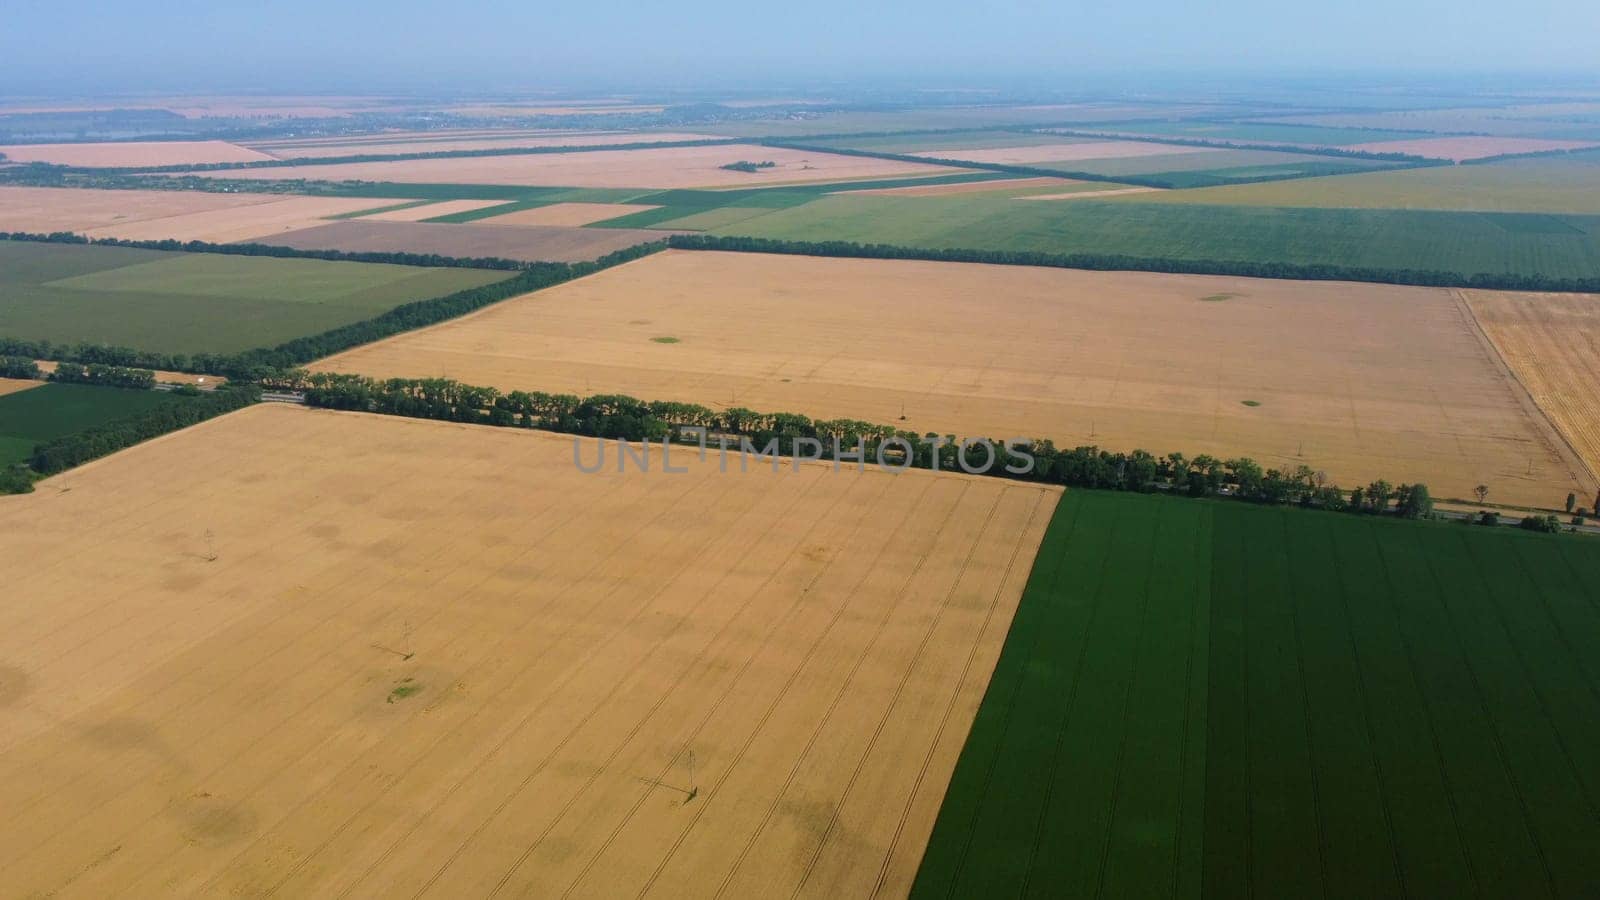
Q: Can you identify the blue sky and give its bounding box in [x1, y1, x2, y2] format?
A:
[4, 0, 1597, 93]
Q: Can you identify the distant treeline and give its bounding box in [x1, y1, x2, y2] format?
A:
[721, 160, 777, 172]
[0, 235, 667, 379]
[0, 230, 530, 270]
[757, 139, 1157, 187]
[755, 139, 1441, 190]
[1037, 129, 1448, 164]
[47, 137, 746, 175]
[26, 383, 260, 478]
[267, 370, 1444, 517]
[1461, 146, 1600, 166]
[665, 234, 1600, 293]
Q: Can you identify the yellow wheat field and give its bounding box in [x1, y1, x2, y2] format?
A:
[1464, 290, 1600, 491]
[0, 404, 1056, 897]
[315, 250, 1595, 509]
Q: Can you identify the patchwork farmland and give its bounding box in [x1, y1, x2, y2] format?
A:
[313, 249, 1594, 508]
[0, 404, 1055, 897]
[6, 67, 1600, 900]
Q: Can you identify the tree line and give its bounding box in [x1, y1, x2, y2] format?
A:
[47, 361, 156, 389]
[756, 139, 1444, 190]
[1038, 128, 1447, 164]
[267, 370, 1450, 518]
[664, 234, 1600, 293]
[0, 230, 528, 270]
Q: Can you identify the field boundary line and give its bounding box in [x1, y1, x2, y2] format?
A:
[869, 486, 1054, 898]
[1015, 500, 1135, 897]
[1453, 288, 1600, 492]
[934, 492, 1087, 897]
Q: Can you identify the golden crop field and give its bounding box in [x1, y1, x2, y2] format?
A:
[476, 201, 662, 226]
[0, 377, 42, 397]
[1464, 289, 1600, 491]
[315, 250, 1595, 509]
[0, 186, 394, 242]
[0, 403, 1056, 897]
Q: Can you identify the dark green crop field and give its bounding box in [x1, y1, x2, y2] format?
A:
[0, 241, 511, 356]
[0, 382, 182, 465]
[914, 490, 1600, 899]
[714, 196, 1600, 281]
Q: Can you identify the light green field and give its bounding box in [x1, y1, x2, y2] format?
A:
[714, 194, 1600, 279]
[0, 241, 510, 356]
[1114, 151, 1600, 213]
[1081, 120, 1434, 146]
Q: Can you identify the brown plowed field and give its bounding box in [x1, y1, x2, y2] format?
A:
[0, 404, 1056, 897]
[314, 250, 1595, 508]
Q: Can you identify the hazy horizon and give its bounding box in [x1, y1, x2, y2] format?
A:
[4, 0, 1598, 96]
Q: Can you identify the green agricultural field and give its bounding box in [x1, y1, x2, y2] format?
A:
[715, 195, 1600, 280]
[0, 241, 511, 356]
[1114, 150, 1600, 213]
[1077, 120, 1435, 146]
[914, 490, 1600, 899]
[0, 381, 182, 465]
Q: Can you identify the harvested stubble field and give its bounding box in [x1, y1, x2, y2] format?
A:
[0, 140, 272, 167]
[183, 144, 960, 189]
[263, 219, 674, 263]
[1465, 289, 1600, 487]
[315, 250, 1594, 509]
[0, 185, 386, 240]
[246, 131, 722, 159]
[0, 403, 1056, 897]
[0, 377, 43, 397]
